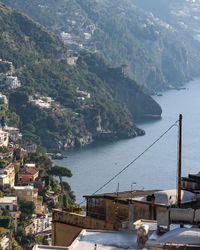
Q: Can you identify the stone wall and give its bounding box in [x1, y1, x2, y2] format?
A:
[52, 209, 113, 246]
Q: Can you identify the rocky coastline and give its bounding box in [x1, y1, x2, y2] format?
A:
[47, 125, 146, 152]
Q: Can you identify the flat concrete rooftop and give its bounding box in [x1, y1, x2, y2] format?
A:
[84, 190, 159, 202]
[67, 229, 138, 250]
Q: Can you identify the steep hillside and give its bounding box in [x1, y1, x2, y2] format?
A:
[0, 3, 161, 151]
[133, 0, 200, 43]
[1, 0, 200, 92]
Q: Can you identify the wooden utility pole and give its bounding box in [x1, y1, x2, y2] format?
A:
[177, 114, 182, 208]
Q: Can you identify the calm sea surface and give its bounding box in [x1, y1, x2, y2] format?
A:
[54, 79, 200, 203]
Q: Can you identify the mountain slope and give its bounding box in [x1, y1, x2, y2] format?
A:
[0, 3, 161, 151]
[1, 0, 200, 92]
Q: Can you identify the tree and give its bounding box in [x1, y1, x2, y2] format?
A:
[0, 216, 13, 229]
[48, 166, 72, 193]
[63, 181, 76, 202]
[18, 199, 35, 220]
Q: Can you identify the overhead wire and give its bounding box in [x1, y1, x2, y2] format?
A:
[79, 119, 179, 206]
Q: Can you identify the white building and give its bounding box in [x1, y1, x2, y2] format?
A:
[0, 93, 8, 105]
[29, 96, 53, 109]
[5, 76, 21, 89]
[0, 196, 18, 231]
[0, 196, 18, 216]
[0, 130, 9, 147]
[4, 126, 22, 142]
[25, 163, 36, 169]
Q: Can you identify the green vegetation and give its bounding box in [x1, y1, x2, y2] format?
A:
[23, 152, 76, 209]
[15, 226, 36, 248]
[0, 105, 20, 128]
[0, 216, 13, 229]
[18, 199, 35, 220]
[48, 165, 72, 192]
[0, 2, 161, 150]
[1, 0, 200, 91]
[0, 159, 8, 168]
[0, 61, 10, 73]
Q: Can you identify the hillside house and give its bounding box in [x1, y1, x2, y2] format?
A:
[0, 196, 18, 216]
[0, 130, 8, 147]
[14, 186, 43, 214]
[0, 196, 19, 231]
[18, 164, 39, 185]
[0, 163, 15, 188]
[14, 186, 38, 202]
[4, 126, 22, 142]
[5, 76, 21, 89]
[18, 168, 39, 184]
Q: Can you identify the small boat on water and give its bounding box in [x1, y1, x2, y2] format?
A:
[52, 153, 65, 160]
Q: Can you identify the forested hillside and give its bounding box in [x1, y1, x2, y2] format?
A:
[2, 0, 200, 92]
[0, 3, 161, 151]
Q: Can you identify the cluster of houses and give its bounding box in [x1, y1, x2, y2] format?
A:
[0, 126, 45, 237]
[0, 160, 44, 219]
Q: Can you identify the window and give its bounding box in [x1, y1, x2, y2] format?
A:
[30, 178, 32, 182]
[27, 191, 30, 195]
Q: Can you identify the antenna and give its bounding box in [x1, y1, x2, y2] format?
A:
[177, 114, 182, 208]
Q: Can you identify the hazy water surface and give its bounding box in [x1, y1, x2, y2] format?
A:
[54, 79, 200, 203]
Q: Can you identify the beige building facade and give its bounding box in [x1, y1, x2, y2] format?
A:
[14, 186, 44, 214]
[0, 163, 15, 187]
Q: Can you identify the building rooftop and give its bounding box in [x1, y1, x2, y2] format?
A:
[84, 190, 159, 203]
[133, 189, 196, 206]
[14, 186, 35, 190]
[25, 163, 36, 168]
[33, 246, 67, 250]
[18, 167, 38, 175]
[67, 229, 138, 250]
[189, 172, 200, 178]
[0, 196, 17, 204]
[146, 228, 200, 247]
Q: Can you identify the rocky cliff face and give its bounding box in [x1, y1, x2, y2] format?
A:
[79, 53, 162, 120]
[133, 0, 200, 89]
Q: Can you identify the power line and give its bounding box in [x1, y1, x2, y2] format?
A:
[79, 119, 179, 205]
